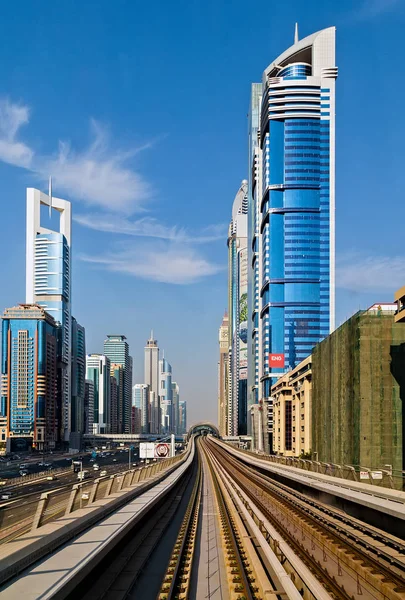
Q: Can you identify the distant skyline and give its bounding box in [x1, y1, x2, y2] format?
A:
[0, 0, 404, 424]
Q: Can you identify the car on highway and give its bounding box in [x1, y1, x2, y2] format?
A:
[112, 458, 117, 462]
[19, 470, 28, 476]
[93, 464, 99, 471]
[100, 470, 107, 477]
[19, 463, 28, 469]
[46, 474, 57, 481]
[77, 470, 91, 481]
[1, 493, 11, 500]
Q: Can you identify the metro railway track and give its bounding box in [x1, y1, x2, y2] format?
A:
[208, 438, 405, 600]
[159, 437, 259, 599]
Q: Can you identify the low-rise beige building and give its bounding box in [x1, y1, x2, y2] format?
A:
[394, 285, 405, 323]
[271, 355, 312, 457]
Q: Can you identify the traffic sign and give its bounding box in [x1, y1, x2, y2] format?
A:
[154, 443, 170, 458]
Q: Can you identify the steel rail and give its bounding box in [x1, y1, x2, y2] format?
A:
[157, 452, 202, 599]
[208, 439, 394, 600]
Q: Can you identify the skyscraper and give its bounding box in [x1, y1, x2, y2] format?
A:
[248, 26, 337, 449]
[227, 180, 248, 436]
[1, 304, 58, 452]
[144, 332, 160, 434]
[109, 373, 119, 434]
[103, 335, 132, 433]
[159, 357, 172, 433]
[26, 187, 72, 443]
[85, 354, 111, 434]
[71, 317, 86, 435]
[171, 382, 180, 434]
[133, 383, 149, 434]
[217, 312, 229, 437]
[179, 399, 187, 434]
[84, 379, 94, 435]
[247, 83, 263, 425]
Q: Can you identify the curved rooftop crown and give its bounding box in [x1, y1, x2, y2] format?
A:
[263, 26, 336, 82]
[232, 179, 248, 220]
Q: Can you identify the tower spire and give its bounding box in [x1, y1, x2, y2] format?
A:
[294, 22, 299, 44]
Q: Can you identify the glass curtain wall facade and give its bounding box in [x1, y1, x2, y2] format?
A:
[172, 382, 180, 434]
[103, 335, 132, 433]
[247, 84, 263, 432]
[133, 384, 149, 434]
[26, 188, 72, 444]
[159, 358, 173, 433]
[1, 305, 58, 451]
[85, 354, 111, 434]
[227, 181, 248, 436]
[248, 27, 336, 450]
[71, 317, 86, 435]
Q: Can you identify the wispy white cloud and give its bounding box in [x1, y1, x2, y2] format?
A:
[356, 0, 402, 19]
[73, 212, 227, 243]
[0, 97, 225, 284]
[0, 99, 152, 213]
[337, 252, 405, 291]
[0, 98, 33, 168]
[80, 243, 224, 284]
[36, 119, 151, 214]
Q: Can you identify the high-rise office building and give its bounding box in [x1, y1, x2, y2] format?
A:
[26, 187, 72, 444]
[85, 354, 111, 434]
[171, 382, 180, 434]
[71, 317, 86, 434]
[133, 383, 150, 434]
[247, 83, 263, 426]
[84, 379, 94, 435]
[227, 180, 248, 436]
[103, 335, 132, 433]
[159, 357, 173, 433]
[109, 373, 119, 434]
[1, 304, 58, 452]
[144, 332, 160, 434]
[179, 399, 187, 434]
[217, 312, 229, 437]
[248, 26, 337, 448]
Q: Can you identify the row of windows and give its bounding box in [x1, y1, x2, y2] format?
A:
[285, 223, 319, 228]
[285, 169, 320, 173]
[285, 177, 319, 181]
[285, 153, 320, 158]
[284, 161, 319, 166]
[284, 137, 319, 143]
[285, 247, 320, 252]
[285, 145, 319, 150]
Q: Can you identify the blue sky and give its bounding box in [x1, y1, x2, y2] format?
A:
[0, 0, 404, 425]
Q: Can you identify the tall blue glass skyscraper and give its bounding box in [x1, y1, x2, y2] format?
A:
[248, 27, 337, 446]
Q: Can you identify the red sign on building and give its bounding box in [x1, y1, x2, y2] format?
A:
[269, 353, 285, 368]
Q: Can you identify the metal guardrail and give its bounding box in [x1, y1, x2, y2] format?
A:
[232, 447, 405, 490]
[0, 452, 188, 544]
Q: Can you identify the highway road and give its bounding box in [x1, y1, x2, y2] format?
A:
[0, 449, 145, 544]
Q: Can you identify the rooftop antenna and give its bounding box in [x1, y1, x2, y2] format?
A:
[151, 329, 154, 340]
[294, 22, 299, 44]
[48, 175, 53, 218]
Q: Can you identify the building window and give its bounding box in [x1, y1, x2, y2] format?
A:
[285, 400, 292, 451]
